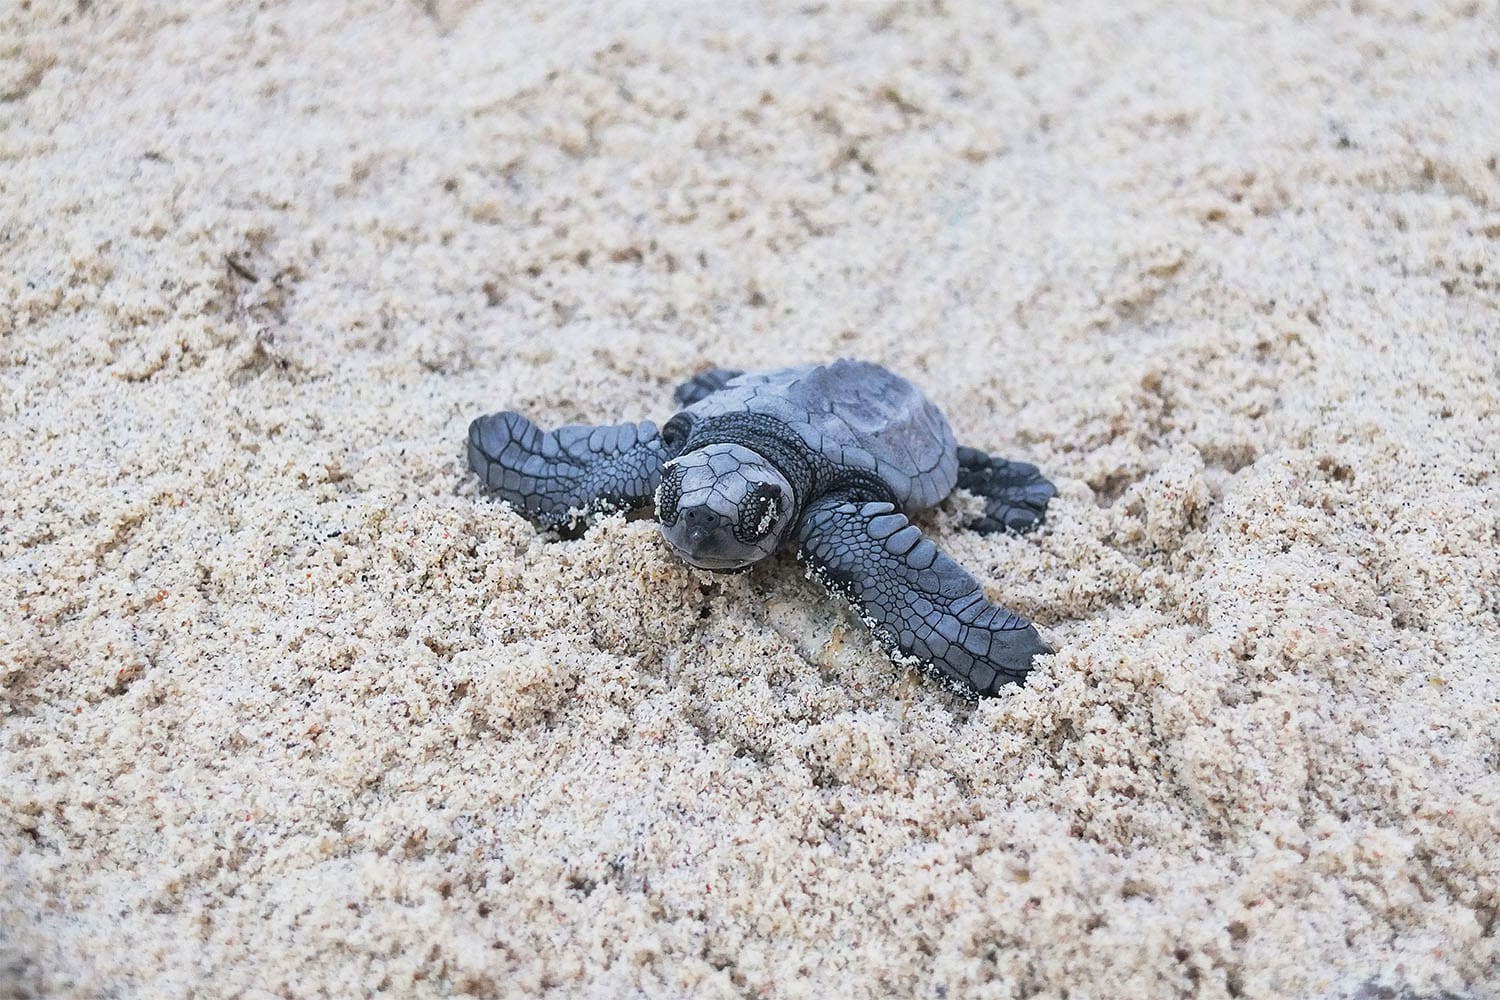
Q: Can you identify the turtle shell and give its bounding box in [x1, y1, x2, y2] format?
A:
[683, 359, 958, 511]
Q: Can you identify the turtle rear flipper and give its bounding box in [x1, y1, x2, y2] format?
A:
[672, 367, 744, 408]
[955, 446, 1056, 535]
[468, 411, 667, 529]
[796, 497, 1049, 697]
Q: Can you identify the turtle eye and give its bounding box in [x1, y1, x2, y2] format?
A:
[660, 413, 693, 454]
[736, 482, 783, 542]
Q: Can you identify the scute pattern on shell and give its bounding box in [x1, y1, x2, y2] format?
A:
[682, 359, 959, 511]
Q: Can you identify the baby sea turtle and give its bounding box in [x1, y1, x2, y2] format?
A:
[468, 360, 1055, 697]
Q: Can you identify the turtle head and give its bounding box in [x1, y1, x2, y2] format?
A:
[654, 444, 795, 571]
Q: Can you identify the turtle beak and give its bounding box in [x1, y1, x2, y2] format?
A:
[660, 516, 751, 572]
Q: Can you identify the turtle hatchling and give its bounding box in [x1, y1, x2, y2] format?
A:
[467, 359, 1056, 697]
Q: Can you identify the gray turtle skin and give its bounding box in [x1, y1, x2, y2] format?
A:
[468, 359, 1056, 698]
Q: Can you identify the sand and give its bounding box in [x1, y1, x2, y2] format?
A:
[3, 1, 1498, 997]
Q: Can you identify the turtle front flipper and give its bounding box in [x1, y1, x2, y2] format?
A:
[468, 411, 668, 529]
[796, 497, 1049, 697]
[672, 367, 744, 407]
[955, 446, 1056, 535]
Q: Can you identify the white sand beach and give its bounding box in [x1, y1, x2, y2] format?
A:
[3, 1, 1497, 996]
